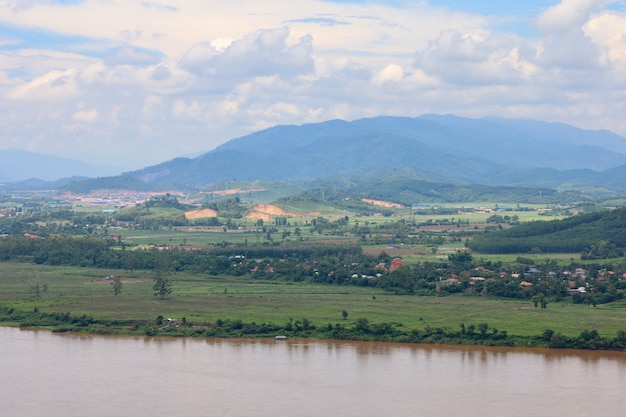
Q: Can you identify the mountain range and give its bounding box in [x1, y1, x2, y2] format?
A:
[4, 115, 626, 193]
[124, 115, 626, 191]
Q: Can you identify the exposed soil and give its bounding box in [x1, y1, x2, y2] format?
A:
[361, 198, 405, 209]
[245, 211, 272, 221]
[202, 188, 265, 196]
[245, 204, 302, 220]
[185, 208, 218, 219]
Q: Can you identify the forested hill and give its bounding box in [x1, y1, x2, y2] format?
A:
[467, 207, 626, 256]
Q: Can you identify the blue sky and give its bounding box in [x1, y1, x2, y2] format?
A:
[1, 0, 625, 170]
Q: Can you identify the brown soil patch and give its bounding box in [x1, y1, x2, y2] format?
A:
[185, 208, 218, 219]
[250, 204, 291, 215]
[246, 211, 272, 221]
[245, 204, 301, 220]
[202, 188, 265, 196]
[361, 199, 405, 209]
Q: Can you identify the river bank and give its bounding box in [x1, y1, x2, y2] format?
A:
[3, 305, 626, 351]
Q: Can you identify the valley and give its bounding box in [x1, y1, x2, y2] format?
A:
[2, 115, 626, 350]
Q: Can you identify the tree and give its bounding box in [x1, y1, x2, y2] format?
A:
[111, 276, 123, 296]
[584, 294, 597, 308]
[153, 272, 172, 300]
[477, 322, 489, 337]
[30, 275, 47, 298]
[447, 250, 473, 269]
[355, 318, 369, 333]
[124, 255, 139, 276]
[532, 293, 546, 309]
[153, 250, 172, 299]
[342, 309, 348, 320]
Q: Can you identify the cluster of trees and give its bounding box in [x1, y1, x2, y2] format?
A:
[468, 207, 626, 256]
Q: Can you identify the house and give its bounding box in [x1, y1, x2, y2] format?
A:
[390, 258, 405, 271]
[440, 278, 460, 286]
[374, 262, 388, 271]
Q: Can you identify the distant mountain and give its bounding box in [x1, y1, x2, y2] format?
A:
[0, 176, 90, 191]
[123, 115, 626, 191]
[0, 149, 120, 182]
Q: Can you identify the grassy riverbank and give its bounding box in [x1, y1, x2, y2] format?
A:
[2, 262, 626, 351]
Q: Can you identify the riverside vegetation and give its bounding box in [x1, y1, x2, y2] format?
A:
[2, 193, 626, 351]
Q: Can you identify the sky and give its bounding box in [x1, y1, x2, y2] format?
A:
[1, 0, 626, 170]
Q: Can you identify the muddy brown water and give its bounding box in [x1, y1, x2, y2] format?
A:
[2, 326, 625, 417]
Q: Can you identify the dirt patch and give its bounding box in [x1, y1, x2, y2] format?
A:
[361, 199, 405, 209]
[202, 188, 265, 196]
[185, 208, 218, 219]
[245, 204, 302, 220]
[250, 204, 291, 215]
[246, 211, 272, 221]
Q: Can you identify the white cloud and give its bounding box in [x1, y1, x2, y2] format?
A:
[585, 10, 626, 69]
[535, 0, 610, 71]
[374, 63, 404, 86]
[536, 0, 609, 30]
[7, 68, 79, 100]
[72, 108, 99, 123]
[414, 30, 536, 86]
[184, 27, 315, 81]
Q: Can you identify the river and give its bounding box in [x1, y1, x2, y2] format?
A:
[2, 326, 625, 417]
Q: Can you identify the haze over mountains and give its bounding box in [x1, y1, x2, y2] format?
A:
[0, 149, 120, 183]
[4, 115, 626, 192]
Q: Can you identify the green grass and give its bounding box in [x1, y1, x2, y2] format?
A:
[2, 262, 625, 338]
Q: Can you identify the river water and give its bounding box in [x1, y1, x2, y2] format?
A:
[2, 326, 625, 417]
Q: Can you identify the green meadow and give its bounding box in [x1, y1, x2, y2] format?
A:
[2, 262, 625, 339]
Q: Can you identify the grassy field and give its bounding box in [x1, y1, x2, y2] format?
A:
[2, 262, 626, 338]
